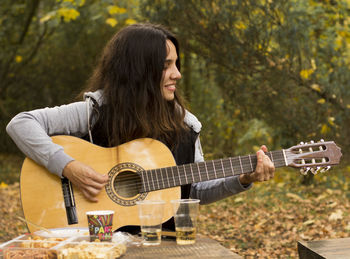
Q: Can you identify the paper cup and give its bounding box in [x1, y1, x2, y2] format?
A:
[86, 210, 114, 242]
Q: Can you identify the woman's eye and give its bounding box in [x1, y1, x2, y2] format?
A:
[163, 61, 171, 70]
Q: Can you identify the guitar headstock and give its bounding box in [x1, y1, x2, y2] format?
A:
[285, 140, 342, 175]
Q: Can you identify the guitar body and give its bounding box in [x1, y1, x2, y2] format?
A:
[20, 136, 180, 233]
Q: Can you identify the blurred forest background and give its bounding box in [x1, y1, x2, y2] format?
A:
[2, 0, 350, 163]
[1, 0, 350, 258]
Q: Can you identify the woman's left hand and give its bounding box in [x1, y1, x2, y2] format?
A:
[239, 145, 275, 185]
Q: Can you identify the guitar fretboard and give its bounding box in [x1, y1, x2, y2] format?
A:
[140, 150, 286, 192]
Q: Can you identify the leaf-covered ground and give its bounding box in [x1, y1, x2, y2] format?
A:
[1, 168, 350, 258]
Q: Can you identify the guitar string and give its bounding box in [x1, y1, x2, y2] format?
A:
[97, 156, 293, 192]
[73, 151, 318, 193]
[115, 158, 326, 192]
[108, 147, 325, 189]
[71, 154, 319, 198]
[105, 150, 287, 181]
[69, 149, 326, 197]
[109, 148, 323, 185]
[104, 155, 289, 183]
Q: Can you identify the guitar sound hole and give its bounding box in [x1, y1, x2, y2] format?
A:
[113, 171, 142, 198]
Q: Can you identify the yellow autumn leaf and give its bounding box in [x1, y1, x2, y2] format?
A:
[106, 18, 118, 27]
[300, 69, 314, 79]
[329, 209, 343, 221]
[328, 117, 335, 126]
[61, 0, 85, 6]
[235, 21, 247, 30]
[234, 197, 243, 203]
[125, 18, 136, 25]
[286, 193, 304, 202]
[347, 104, 350, 109]
[58, 8, 80, 22]
[311, 59, 317, 70]
[320, 124, 331, 134]
[311, 84, 321, 92]
[40, 11, 56, 23]
[303, 219, 315, 226]
[15, 55, 22, 63]
[0, 182, 8, 188]
[108, 5, 126, 15]
[317, 98, 325, 104]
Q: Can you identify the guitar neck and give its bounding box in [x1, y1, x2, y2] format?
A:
[141, 150, 287, 192]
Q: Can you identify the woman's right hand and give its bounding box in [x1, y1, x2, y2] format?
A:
[62, 160, 109, 202]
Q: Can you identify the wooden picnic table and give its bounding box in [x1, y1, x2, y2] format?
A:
[123, 236, 243, 259]
[298, 237, 350, 259]
[0, 235, 243, 258]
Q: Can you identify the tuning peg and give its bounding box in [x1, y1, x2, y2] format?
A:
[300, 167, 310, 175]
[300, 168, 307, 175]
[317, 166, 331, 173]
[310, 167, 317, 175]
[323, 166, 331, 173]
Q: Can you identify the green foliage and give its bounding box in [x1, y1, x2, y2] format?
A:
[140, 0, 350, 161]
[1, 0, 350, 174]
[0, 0, 140, 152]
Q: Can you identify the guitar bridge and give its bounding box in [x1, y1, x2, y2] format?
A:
[61, 177, 78, 225]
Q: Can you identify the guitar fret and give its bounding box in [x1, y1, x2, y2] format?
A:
[159, 168, 166, 189]
[151, 170, 157, 190]
[206, 161, 214, 180]
[177, 167, 182, 186]
[238, 156, 243, 174]
[189, 164, 195, 183]
[229, 157, 235, 175]
[145, 170, 151, 192]
[241, 156, 252, 173]
[204, 162, 210, 180]
[196, 163, 202, 182]
[170, 166, 176, 187]
[271, 151, 286, 167]
[140, 170, 146, 192]
[183, 165, 188, 184]
[212, 160, 218, 179]
[165, 167, 170, 188]
[282, 149, 288, 166]
[155, 169, 160, 190]
[221, 159, 226, 177]
[214, 160, 224, 179]
[248, 154, 253, 172]
[222, 159, 233, 176]
[269, 152, 274, 163]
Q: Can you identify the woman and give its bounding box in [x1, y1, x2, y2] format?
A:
[6, 23, 274, 231]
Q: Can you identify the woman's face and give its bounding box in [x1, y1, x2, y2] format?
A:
[161, 40, 182, 101]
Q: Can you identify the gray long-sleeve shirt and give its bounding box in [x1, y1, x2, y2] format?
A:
[6, 90, 251, 204]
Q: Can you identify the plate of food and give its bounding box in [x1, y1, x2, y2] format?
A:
[34, 227, 89, 238]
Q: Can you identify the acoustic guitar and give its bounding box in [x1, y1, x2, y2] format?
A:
[20, 136, 341, 233]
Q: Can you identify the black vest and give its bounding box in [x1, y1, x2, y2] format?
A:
[85, 107, 198, 233]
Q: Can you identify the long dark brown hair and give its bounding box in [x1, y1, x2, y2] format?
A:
[84, 23, 188, 148]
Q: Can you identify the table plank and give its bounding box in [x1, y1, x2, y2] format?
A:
[124, 236, 242, 259]
[298, 238, 350, 259]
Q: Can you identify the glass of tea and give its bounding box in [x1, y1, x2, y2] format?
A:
[171, 199, 200, 245]
[136, 200, 165, 246]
